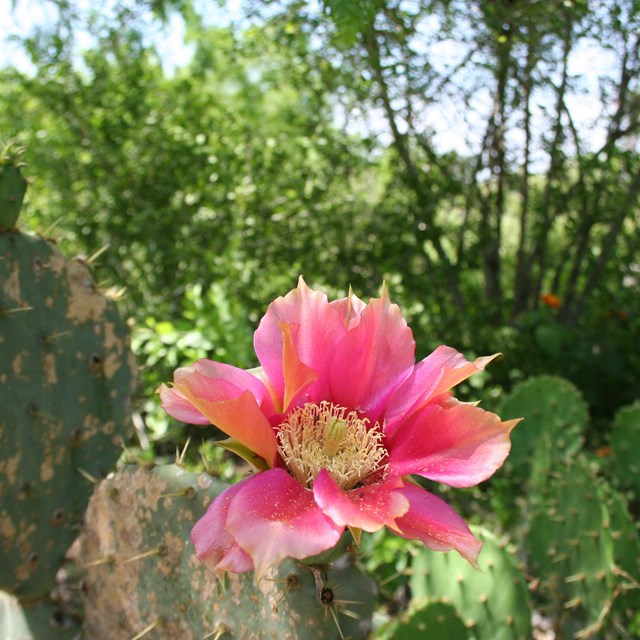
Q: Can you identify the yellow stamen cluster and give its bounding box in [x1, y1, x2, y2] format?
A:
[277, 401, 387, 490]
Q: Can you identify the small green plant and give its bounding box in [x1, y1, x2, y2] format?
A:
[0, 140, 27, 230]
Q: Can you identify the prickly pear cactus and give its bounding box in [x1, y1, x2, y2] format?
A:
[0, 141, 27, 230]
[385, 600, 470, 640]
[500, 375, 587, 487]
[526, 454, 636, 638]
[79, 464, 375, 640]
[0, 230, 137, 601]
[408, 529, 531, 640]
[609, 400, 640, 497]
[597, 478, 640, 630]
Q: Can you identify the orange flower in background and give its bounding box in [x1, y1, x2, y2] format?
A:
[595, 445, 612, 458]
[540, 293, 562, 309]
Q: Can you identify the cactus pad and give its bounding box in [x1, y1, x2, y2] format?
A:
[526, 454, 629, 637]
[609, 401, 640, 497]
[386, 600, 470, 640]
[408, 528, 531, 640]
[500, 375, 587, 487]
[0, 230, 137, 600]
[80, 464, 375, 640]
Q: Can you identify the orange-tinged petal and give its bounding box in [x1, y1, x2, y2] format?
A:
[157, 383, 211, 425]
[431, 350, 499, 399]
[175, 383, 278, 467]
[280, 321, 317, 412]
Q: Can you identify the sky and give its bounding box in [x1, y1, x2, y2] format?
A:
[0, 0, 194, 73]
[0, 0, 624, 158]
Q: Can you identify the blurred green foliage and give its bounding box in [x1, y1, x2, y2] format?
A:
[1, 0, 639, 436]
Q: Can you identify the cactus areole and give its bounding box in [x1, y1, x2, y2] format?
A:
[159, 278, 519, 578]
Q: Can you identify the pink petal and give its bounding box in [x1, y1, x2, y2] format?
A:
[191, 477, 255, 574]
[157, 384, 211, 424]
[330, 286, 415, 422]
[174, 372, 278, 466]
[180, 358, 274, 416]
[388, 397, 519, 487]
[384, 346, 499, 439]
[158, 359, 277, 426]
[330, 288, 367, 330]
[226, 468, 344, 579]
[391, 483, 483, 567]
[313, 470, 409, 532]
[253, 277, 348, 407]
[431, 350, 498, 398]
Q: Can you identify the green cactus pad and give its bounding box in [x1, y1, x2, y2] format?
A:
[609, 401, 640, 497]
[500, 375, 587, 487]
[0, 230, 137, 600]
[526, 455, 622, 637]
[386, 600, 470, 640]
[599, 481, 640, 626]
[408, 529, 531, 640]
[80, 464, 375, 640]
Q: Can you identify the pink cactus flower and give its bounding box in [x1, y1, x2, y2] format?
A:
[159, 279, 519, 578]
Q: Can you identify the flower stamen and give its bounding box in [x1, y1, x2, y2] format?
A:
[323, 416, 347, 456]
[277, 401, 387, 490]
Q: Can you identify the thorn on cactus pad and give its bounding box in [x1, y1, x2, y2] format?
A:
[77, 468, 100, 485]
[564, 596, 582, 609]
[159, 486, 196, 499]
[175, 436, 191, 466]
[129, 618, 165, 640]
[202, 622, 230, 640]
[0, 305, 33, 315]
[41, 331, 71, 343]
[84, 554, 114, 569]
[122, 543, 168, 564]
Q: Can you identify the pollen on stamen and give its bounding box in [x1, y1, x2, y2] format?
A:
[276, 401, 388, 490]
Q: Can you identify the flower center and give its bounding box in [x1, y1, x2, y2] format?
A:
[276, 401, 388, 490]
